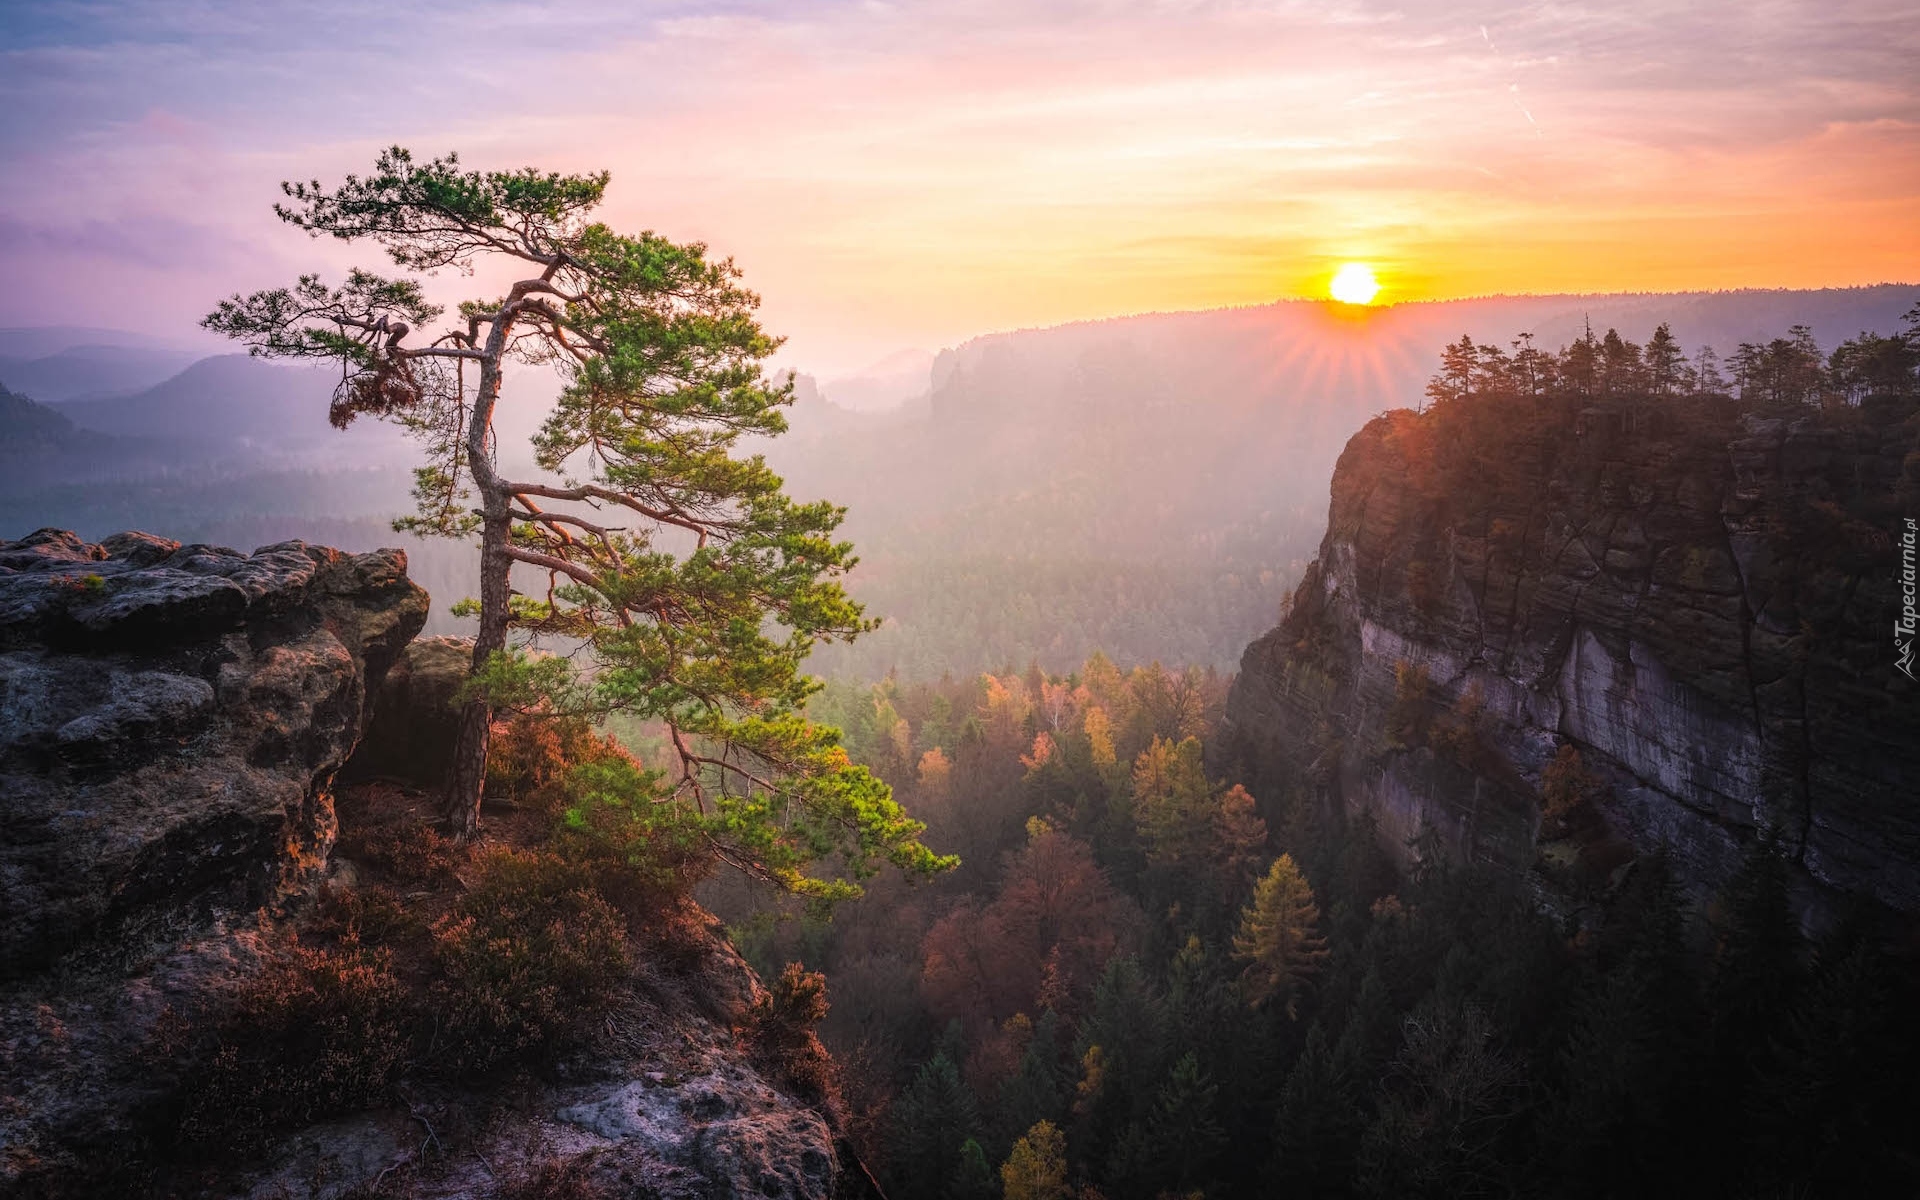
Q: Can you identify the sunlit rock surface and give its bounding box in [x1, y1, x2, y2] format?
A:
[1222, 399, 1920, 916]
[0, 528, 429, 972]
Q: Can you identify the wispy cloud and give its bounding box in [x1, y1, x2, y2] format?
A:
[1, 0, 1915, 370]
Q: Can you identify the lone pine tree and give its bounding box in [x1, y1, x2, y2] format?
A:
[206, 147, 948, 896]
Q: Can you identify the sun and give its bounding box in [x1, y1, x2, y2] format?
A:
[1329, 263, 1381, 305]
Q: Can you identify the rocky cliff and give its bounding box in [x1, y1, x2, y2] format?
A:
[0, 530, 864, 1200]
[1222, 392, 1920, 919]
[0, 528, 430, 974]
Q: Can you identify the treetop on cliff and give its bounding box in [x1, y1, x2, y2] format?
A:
[205, 146, 952, 895]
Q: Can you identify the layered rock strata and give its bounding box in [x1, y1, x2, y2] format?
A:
[0, 528, 429, 973]
[1222, 396, 1920, 916]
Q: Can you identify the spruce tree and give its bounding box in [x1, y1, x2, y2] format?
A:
[890, 1053, 982, 1197]
[1271, 1024, 1362, 1196]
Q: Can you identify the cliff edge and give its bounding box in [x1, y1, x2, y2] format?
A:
[0, 530, 864, 1200]
[1222, 392, 1920, 918]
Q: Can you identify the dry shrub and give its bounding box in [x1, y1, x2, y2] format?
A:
[1541, 743, 1607, 826]
[310, 883, 426, 947]
[340, 813, 460, 886]
[428, 848, 632, 1075]
[1384, 661, 1432, 750]
[496, 1154, 615, 1200]
[638, 895, 723, 974]
[487, 711, 619, 813]
[179, 941, 410, 1148]
[1427, 682, 1490, 769]
[490, 712, 714, 914]
[750, 963, 836, 1102]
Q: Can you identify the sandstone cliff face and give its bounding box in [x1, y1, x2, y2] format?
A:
[1222, 395, 1920, 916]
[0, 528, 430, 974]
[0, 531, 858, 1200]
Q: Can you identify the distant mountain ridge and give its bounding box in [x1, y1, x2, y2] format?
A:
[771, 285, 1917, 675]
[2, 286, 1914, 675]
[0, 344, 202, 403]
[0, 383, 78, 445]
[55, 353, 341, 443]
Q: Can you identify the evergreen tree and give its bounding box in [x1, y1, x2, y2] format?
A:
[1233, 854, 1330, 1017]
[952, 1138, 999, 1200]
[204, 147, 949, 900]
[1075, 957, 1169, 1180]
[1142, 1052, 1226, 1194]
[996, 1009, 1072, 1155]
[891, 1053, 983, 1197]
[1644, 322, 1684, 394]
[1271, 1024, 1362, 1196]
[1744, 915, 1917, 1191]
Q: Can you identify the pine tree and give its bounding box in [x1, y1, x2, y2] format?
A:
[1233, 855, 1330, 1017]
[997, 1009, 1071, 1154]
[890, 1053, 983, 1197]
[203, 147, 950, 898]
[1644, 322, 1684, 394]
[1271, 1024, 1362, 1195]
[1143, 1052, 1226, 1193]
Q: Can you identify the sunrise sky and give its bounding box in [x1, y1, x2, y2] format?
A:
[3, 0, 1916, 373]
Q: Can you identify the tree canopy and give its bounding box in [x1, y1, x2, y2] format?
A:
[206, 147, 951, 897]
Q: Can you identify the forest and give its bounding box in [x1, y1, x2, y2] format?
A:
[5, 291, 1917, 1198]
[709, 314, 1920, 1199]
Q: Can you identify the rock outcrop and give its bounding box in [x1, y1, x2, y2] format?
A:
[0, 530, 860, 1200]
[0, 528, 429, 973]
[340, 634, 473, 790]
[1222, 395, 1920, 918]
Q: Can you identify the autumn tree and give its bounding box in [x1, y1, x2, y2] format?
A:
[1131, 736, 1213, 866]
[206, 148, 947, 897]
[1232, 854, 1329, 1017]
[1002, 1120, 1073, 1200]
[921, 823, 1140, 1027]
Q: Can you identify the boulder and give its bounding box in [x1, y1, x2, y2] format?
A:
[0, 529, 865, 1200]
[0, 529, 429, 976]
[341, 634, 474, 790]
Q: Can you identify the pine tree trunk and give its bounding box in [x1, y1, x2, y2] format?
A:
[443, 325, 513, 838]
[445, 507, 510, 838]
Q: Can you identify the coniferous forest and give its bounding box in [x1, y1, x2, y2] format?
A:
[711, 316, 1920, 1199]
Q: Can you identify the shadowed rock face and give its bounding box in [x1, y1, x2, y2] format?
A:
[0, 528, 430, 976]
[0, 530, 862, 1200]
[340, 633, 473, 790]
[1222, 395, 1920, 917]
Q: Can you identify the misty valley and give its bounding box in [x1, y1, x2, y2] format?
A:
[2, 136, 1918, 1200]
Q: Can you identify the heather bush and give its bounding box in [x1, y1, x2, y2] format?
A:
[179, 940, 410, 1148]
[338, 808, 460, 885]
[428, 848, 633, 1075]
[750, 963, 836, 1101]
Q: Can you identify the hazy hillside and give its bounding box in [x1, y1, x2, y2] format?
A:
[2, 287, 1913, 671]
[772, 286, 1917, 676]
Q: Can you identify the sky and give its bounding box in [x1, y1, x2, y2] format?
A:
[2, 0, 1916, 375]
